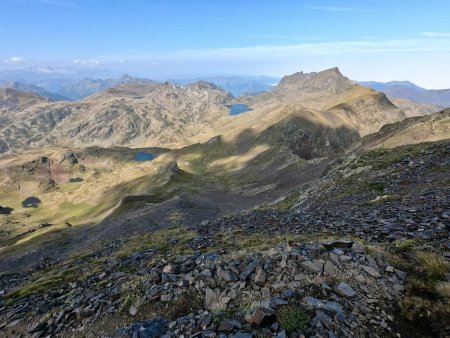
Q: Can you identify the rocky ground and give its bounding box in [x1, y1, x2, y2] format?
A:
[0, 239, 412, 338]
[0, 141, 449, 337]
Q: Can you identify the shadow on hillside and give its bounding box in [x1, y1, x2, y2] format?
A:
[72, 111, 361, 218]
[175, 112, 360, 170]
[0, 112, 361, 273]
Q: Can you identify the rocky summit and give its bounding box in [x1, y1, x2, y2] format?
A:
[0, 66, 449, 338]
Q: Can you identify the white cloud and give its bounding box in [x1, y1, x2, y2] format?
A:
[100, 37, 450, 88]
[421, 32, 450, 38]
[3, 56, 26, 64]
[73, 59, 104, 65]
[107, 37, 450, 64]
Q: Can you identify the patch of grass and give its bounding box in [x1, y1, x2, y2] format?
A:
[415, 252, 449, 283]
[399, 251, 450, 335]
[7, 266, 80, 301]
[436, 282, 450, 299]
[362, 194, 401, 206]
[357, 143, 429, 170]
[401, 296, 450, 327]
[367, 181, 385, 192]
[58, 181, 83, 193]
[407, 277, 436, 294]
[58, 202, 98, 223]
[115, 226, 196, 259]
[276, 304, 309, 333]
[393, 239, 421, 253]
[211, 230, 335, 257]
[385, 253, 413, 271]
[119, 292, 140, 313]
[118, 275, 147, 313]
[264, 190, 303, 211]
[337, 176, 387, 199]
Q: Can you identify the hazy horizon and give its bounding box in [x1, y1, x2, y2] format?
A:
[2, 0, 450, 88]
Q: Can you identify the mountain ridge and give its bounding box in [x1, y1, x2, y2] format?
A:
[361, 80, 450, 107]
[0, 81, 69, 101]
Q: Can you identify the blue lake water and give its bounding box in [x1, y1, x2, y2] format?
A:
[134, 151, 155, 161]
[228, 104, 252, 116]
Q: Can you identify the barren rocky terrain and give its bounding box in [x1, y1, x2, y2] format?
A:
[0, 68, 449, 338]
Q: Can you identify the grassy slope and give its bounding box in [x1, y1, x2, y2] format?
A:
[361, 109, 450, 149]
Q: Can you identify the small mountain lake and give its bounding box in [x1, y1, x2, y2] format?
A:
[228, 104, 252, 116]
[134, 151, 155, 161]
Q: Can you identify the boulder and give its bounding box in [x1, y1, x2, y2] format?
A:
[336, 282, 357, 298]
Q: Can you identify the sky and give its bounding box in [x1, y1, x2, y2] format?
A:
[1, 0, 450, 88]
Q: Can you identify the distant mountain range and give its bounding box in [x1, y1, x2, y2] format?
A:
[0, 68, 279, 100]
[359, 81, 426, 92]
[57, 74, 138, 100]
[1, 67, 449, 108]
[170, 75, 279, 96]
[0, 80, 70, 101]
[360, 81, 450, 108]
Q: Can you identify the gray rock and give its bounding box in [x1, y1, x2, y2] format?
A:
[239, 260, 260, 280]
[303, 296, 344, 315]
[130, 318, 168, 338]
[160, 294, 172, 302]
[218, 269, 237, 282]
[301, 260, 323, 274]
[276, 330, 287, 338]
[332, 249, 345, 256]
[339, 255, 352, 263]
[362, 265, 381, 278]
[272, 297, 288, 306]
[129, 306, 137, 316]
[218, 319, 238, 331]
[395, 269, 407, 281]
[282, 288, 295, 298]
[336, 282, 357, 298]
[205, 288, 219, 310]
[6, 318, 25, 328]
[254, 269, 267, 285]
[229, 333, 252, 338]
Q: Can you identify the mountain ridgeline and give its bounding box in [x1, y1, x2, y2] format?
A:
[360, 80, 450, 108]
[1, 67, 448, 157]
[0, 81, 232, 152]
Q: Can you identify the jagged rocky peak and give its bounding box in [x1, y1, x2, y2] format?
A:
[277, 67, 353, 94]
[188, 80, 223, 91]
[186, 81, 234, 100]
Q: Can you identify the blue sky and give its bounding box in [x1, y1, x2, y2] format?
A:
[1, 0, 450, 88]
